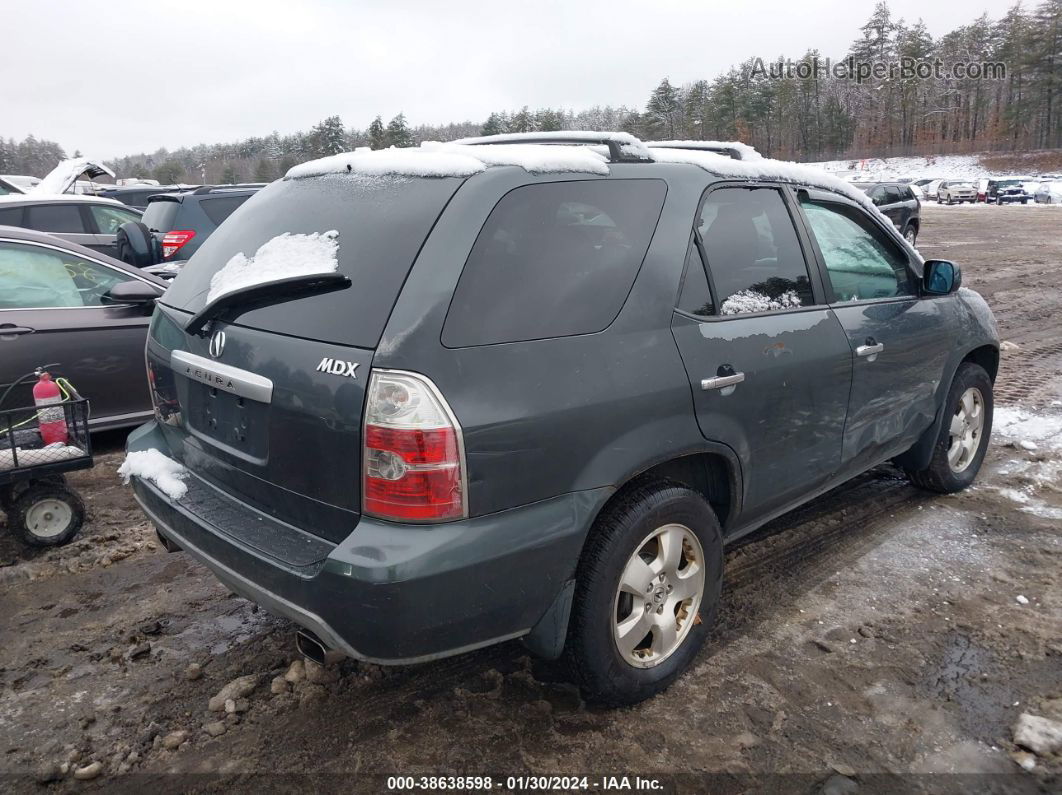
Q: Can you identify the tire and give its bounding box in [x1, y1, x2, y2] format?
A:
[904, 225, 918, 246]
[9, 484, 85, 547]
[563, 483, 723, 706]
[905, 362, 993, 494]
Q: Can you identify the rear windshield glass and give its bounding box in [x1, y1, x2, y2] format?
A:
[200, 194, 251, 225]
[142, 198, 181, 232]
[160, 174, 463, 348]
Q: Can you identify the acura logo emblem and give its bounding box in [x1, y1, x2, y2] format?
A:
[208, 330, 226, 359]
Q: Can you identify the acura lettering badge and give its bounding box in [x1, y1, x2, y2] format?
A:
[208, 330, 226, 359]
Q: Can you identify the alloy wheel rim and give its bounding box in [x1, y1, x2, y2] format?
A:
[947, 387, 985, 473]
[612, 523, 705, 669]
[25, 499, 73, 538]
[905, 229, 916, 243]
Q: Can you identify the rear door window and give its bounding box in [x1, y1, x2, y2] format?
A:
[88, 204, 141, 234]
[24, 204, 86, 234]
[200, 195, 250, 225]
[697, 187, 814, 315]
[0, 206, 24, 226]
[443, 179, 667, 347]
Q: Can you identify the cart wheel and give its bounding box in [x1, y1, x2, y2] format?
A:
[10, 485, 85, 547]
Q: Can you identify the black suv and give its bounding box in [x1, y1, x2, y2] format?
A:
[986, 178, 1031, 205]
[857, 181, 920, 245]
[116, 185, 262, 270]
[126, 133, 998, 705]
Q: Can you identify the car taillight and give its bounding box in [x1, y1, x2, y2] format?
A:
[363, 369, 466, 522]
[161, 229, 195, 259]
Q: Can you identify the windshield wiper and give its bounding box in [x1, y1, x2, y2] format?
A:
[185, 273, 350, 336]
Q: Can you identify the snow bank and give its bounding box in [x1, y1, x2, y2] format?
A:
[118, 449, 188, 500]
[646, 140, 763, 161]
[32, 157, 115, 195]
[993, 407, 1062, 452]
[206, 230, 339, 305]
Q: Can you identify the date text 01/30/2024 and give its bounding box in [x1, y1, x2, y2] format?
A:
[385, 775, 664, 791]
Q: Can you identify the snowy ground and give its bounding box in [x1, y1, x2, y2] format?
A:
[1, 206, 1061, 791]
[806, 153, 1056, 184]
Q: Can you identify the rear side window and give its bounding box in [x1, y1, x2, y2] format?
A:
[200, 195, 250, 225]
[698, 187, 813, 315]
[142, 199, 181, 232]
[25, 204, 86, 234]
[443, 179, 666, 347]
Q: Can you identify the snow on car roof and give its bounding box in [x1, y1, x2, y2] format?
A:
[645, 140, 763, 161]
[286, 140, 610, 180]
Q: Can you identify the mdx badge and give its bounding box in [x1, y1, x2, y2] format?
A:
[317, 357, 359, 379]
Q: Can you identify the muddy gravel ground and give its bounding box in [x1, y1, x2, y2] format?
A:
[1, 205, 1060, 793]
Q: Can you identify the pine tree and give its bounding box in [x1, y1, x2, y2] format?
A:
[254, 159, 276, 182]
[480, 112, 507, 136]
[385, 113, 415, 147]
[368, 116, 387, 149]
[310, 116, 348, 157]
[221, 164, 240, 184]
[646, 78, 682, 139]
[509, 106, 535, 133]
[535, 108, 563, 131]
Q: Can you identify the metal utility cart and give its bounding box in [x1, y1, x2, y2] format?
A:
[0, 369, 92, 547]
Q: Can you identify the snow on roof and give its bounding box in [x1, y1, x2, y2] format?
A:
[206, 229, 340, 304]
[286, 140, 610, 180]
[646, 140, 763, 161]
[32, 157, 115, 196]
[647, 147, 878, 211]
[455, 130, 652, 160]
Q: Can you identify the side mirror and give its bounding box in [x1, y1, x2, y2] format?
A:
[103, 279, 162, 307]
[923, 260, 962, 295]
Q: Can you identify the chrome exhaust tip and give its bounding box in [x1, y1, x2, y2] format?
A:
[295, 630, 345, 666]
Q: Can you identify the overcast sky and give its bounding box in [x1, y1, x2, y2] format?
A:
[3, 0, 1015, 159]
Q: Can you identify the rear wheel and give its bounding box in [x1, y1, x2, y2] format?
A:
[905, 363, 993, 493]
[9, 484, 85, 547]
[903, 225, 918, 246]
[564, 483, 722, 706]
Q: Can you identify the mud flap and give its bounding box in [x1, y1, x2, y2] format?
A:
[522, 579, 575, 660]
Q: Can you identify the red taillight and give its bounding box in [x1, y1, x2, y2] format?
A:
[161, 229, 196, 259]
[363, 370, 465, 522]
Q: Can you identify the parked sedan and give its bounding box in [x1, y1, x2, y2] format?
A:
[937, 181, 977, 204]
[0, 227, 165, 430]
[0, 195, 143, 259]
[1034, 180, 1062, 204]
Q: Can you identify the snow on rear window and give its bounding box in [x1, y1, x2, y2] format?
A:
[118, 449, 189, 500]
[205, 229, 339, 305]
[720, 289, 802, 316]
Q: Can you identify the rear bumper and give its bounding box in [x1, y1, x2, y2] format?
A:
[128, 421, 609, 663]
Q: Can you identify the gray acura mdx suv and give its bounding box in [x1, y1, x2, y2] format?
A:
[126, 133, 998, 705]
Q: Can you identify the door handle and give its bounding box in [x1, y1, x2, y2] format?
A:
[0, 325, 35, 339]
[701, 372, 745, 391]
[856, 339, 884, 361]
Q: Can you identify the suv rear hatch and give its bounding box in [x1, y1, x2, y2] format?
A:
[147, 173, 465, 542]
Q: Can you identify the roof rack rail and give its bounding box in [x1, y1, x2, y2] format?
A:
[191, 183, 264, 195]
[645, 142, 744, 160]
[456, 132, 651, 164]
